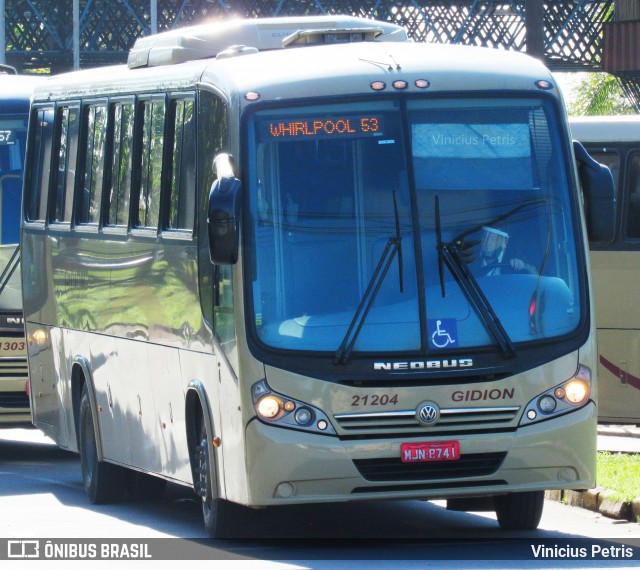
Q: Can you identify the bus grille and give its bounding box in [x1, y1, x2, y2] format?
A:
[334, 406, 520, 435]
[353, 452, 507, 482]
[0, 358, 28, 379]
[0, 391, 29, 409]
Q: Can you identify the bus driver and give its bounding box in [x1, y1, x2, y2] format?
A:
[477, 226, 535, 276]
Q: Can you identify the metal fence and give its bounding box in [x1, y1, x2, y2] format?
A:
[2, 1, 614, 73]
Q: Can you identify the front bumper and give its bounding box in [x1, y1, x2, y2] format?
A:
[243, 403, 596, 506]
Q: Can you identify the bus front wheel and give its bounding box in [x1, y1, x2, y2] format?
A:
[196, 417, 233, 537]
[494, 490, 544, 530]
[78, 385, 126, 504]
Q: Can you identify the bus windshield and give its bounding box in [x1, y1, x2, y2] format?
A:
[0, 114, 27, 311]
[247, 98, 581, 355]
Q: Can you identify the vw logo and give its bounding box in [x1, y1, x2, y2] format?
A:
[416, 401, 440, 425]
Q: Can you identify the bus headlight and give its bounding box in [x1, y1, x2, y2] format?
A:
[564, 378, 589, 405]
[294, 407, 314, 426]
[520, 365, 592, 426]
[252, 380, 335, 435]
[30, 328, 48, 348]
[538, 395, 557, 413]
[257, 395, 283, 420]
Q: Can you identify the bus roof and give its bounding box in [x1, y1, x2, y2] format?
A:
[569, 115, 640, 144]
[32, 39, 555, 106]
[0, 74, 45, 103]
[204, 41, 555, 102]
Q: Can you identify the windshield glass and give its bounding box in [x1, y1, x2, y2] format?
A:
[0, 115, 26, 246]
[246, 98, 581, 355]
[0, 114, 27, 311]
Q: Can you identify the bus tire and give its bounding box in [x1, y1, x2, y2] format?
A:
[79, 385, 126, 504]
[494, 490, 544, 531]
[196, 418, 232, 537]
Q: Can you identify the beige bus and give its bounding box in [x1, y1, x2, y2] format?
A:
[21, 16, 610, 536]
[570, 115, 640, 424]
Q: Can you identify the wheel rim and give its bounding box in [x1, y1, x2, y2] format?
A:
[81, 408, 96, 487]
[197, 427, 213, 516]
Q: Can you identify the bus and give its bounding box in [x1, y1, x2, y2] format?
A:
[0, 65, 41, 425]
[569, 115, 640, 424]
[21, 16, 612, 536]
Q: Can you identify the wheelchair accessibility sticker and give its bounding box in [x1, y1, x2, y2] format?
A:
[428, 318, 458, 349]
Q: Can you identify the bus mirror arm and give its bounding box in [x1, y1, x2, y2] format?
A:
[207, 176, 241, 265]
[573, 140, 615, 243]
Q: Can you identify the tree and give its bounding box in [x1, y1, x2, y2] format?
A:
[569, 72, 636, 116]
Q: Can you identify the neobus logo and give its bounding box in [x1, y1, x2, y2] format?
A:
[373, 358, 473, 371]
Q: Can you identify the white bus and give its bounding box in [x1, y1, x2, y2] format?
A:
[22, 16, 611, 536]
[570, 115, 640, 424]
[0, 66, 42, 425]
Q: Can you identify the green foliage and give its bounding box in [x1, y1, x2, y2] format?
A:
[597, 451, 640, 502]
[569, 73, 636, 116]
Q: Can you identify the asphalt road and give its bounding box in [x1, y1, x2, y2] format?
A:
[1, 426, 640, 569]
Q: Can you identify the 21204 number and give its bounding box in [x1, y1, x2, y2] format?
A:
[351, 394, 399, 407]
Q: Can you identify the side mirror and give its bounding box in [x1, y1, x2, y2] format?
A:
[208, 154, 241, 265]
[573, 140, 615, 243]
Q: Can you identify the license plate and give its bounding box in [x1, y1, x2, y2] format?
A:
[400, 441, 460, 463]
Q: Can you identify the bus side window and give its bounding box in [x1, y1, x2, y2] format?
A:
[77, 103, 107, 225]
[52, 104, 80, 224]
[166, 96, 195, 232]
[106, 100, 135, 228]
[26, 107, 55, 222]
[135, 97, 165, 230]
[625, 152, 640, 240]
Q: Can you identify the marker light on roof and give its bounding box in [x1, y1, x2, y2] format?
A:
[370, 81, 386, 91]
[415, 79, 430, 89]
[392, 80, 408, 90]
[536, 80, 553, 90]
[245, 92, 261, 101]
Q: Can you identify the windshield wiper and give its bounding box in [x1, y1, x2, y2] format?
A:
[393, 192, 404, 294]
[442, 241, 516, 359]
[435, 201, 516, 359]
[334, 193, 403, 365]
[435, 196, 446, 298]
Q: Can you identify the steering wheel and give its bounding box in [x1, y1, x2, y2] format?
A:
[483, 262, 520, 275]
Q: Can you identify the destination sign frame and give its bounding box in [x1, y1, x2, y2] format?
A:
[261, 115, 384, 141]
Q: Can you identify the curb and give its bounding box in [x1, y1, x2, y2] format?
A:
[546, 488, 640, 523]
[598, 425, 640, 439]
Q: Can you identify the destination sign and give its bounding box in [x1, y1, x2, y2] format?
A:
[0, 130, 15, 145]
[262, 115, 383, 141]
[412, 123, 531, 159]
